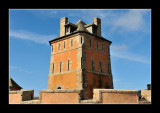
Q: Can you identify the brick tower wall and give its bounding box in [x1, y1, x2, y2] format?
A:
[48, 33, 83, 90]
[82, 33, 113, 99]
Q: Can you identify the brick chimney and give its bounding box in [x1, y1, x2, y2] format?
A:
[60, 17, 68, 37]
[94, 17, 101, 37]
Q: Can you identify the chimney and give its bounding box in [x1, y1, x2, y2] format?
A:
[94, 17, 101, 37]
[60, 17, 68, 37]
[147, 84, 151, 90]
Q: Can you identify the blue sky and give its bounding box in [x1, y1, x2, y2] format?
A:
[9, 9, 151, 96]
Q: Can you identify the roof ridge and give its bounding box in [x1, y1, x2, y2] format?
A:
[75, 19, 86, 25]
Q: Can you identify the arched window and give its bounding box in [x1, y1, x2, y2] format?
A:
[96, 41, 99, 50]
[58, 43, 60, 51]
[64, 41, 66, 49]
[107, 62, 110, 74]
[52, 63, 54, 74]
[51, 45, 53, 52]
[57, 87, 61, 89]
[91, 59, 95, 71]
[89, 39, 92, 48]
[102, 43, 104, 52]
[67, 60, 70, 71]
[99, 61, 103, 73]
[60, 61, 62, 72]
[81, 37, 83, 44]
[71, 39, 73, 47]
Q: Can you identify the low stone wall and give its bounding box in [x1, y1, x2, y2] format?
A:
[39, 89, 82, 104]
[140, 90, 151, 102]
[9, 93, 21, 104]
[93, 89, 139, 104]
[9, 90, 34, 104]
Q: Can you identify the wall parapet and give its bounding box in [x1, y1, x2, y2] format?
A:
[9, 90, 34, 104]
[39, 89, 83, 104]
[40, 89, 82, 93]
[93, 89, 139, 104]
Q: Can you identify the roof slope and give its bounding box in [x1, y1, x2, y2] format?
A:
[74, 19, 89, 32]
[9, 77, 22, 89]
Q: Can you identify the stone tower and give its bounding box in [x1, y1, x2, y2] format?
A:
[48, 17, 113, 99]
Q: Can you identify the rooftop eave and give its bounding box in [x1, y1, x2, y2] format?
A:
[49, 31, 112, 45]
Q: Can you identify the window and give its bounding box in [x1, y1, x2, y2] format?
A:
[57, 87, 61, 89]
[52, 63, 54, 74]
[60, 61, 62, 72]
[66, 26, 69, 32]
[102, 43, 104, 51]
[99, 61, 103, 73]
[51, 45, 53, 52]
[71, 39, 73, 47]
[64, 41, 66, 49]
[108, 46, 110, 53]
[58, 43, 60, 51]
[89, 39, 92, 48]
[93, 26, 97, 35]
[107, 62, 110, 74]
[96, 41, 99, 50]
[81, 37, 83, 44]
[81, 57, 83, 69]
[91, 59, 95, 71]
[67, 60, 70, 71]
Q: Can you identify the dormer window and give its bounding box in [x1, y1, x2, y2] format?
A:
[92, 26, 97, 35]
[66, 26, 70, 35]
[66, 27, 69, 32]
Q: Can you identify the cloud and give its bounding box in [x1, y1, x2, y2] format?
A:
[28, 9, 150, 33]
[110, 9, 148, 32]
[111, 45, 128, 51]
[10, 65, 31, 74]
[111, 50, 150, 64]
[9, 30, 56, 45]
[110, 44, 150, 64]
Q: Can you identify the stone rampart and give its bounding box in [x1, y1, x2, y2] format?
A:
[39, 89, 82, 104]
[9, 90, 34, 104]
[93, 89, 139, 104]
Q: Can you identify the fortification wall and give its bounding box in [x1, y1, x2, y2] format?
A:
[9, 89, 143, 104]
[93, 89, 138, 104]
[40, 89, 82, 104]
[9, 90, 34, 104]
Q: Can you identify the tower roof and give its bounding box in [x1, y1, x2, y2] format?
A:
[49, 18, 112, 44]
[74, 19, 89, 32]
[75, 19, 86, 25]
[9, 77, 22, 90]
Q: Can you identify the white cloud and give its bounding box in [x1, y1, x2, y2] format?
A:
[110, 44, 150, 64]
[28, 9, 150, 33]
[111, 45, 128, 51]
[10, 65, 31, 74]
[9, 30, 56, 45]
[111, 9, 147, 32]
[111, 50, 150, 64]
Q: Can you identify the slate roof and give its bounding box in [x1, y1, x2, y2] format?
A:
[74, 19, 89, 32]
